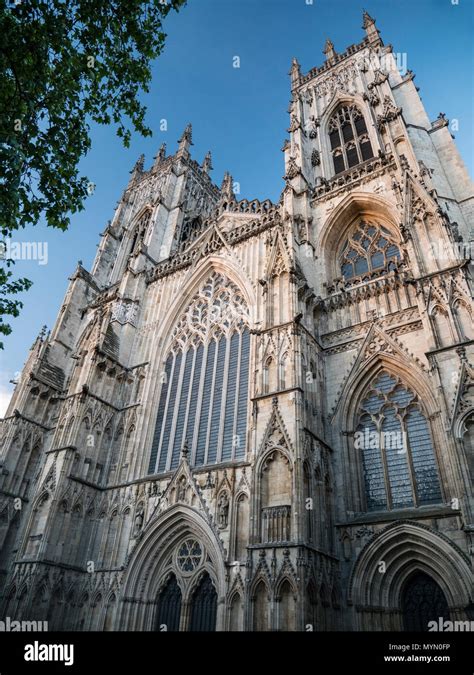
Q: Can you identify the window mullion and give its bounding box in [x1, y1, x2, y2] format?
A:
[191, 342, 208, 465]
[379, 419, 393, 510]
[156, 354, 176, 471]
[338, 123, 349, 170]
[232, 331, 243, 461]
[204, 340, 219, 466]
[402, 414, 419, 506]
[181, 347, 197, 454]
[216, 335, 231, 463]
[165, 351, 186, 471]
[351, 116, 363, 164]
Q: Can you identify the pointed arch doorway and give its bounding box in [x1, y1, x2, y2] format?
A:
[401, 572, 450, 631]
[155, 575, 182, 631]
[189, 572, 217, 632]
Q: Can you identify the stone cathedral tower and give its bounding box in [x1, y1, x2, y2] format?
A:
[1, 13, 472, 632]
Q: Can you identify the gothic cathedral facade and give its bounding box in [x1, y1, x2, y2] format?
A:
[1, 13, 473, 631]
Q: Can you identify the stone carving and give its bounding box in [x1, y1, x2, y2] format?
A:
[177, 476, 187, 502]
[306, 115, 320, 139]
[111, 301, 139, 326]
[217, 492, 229, 529]
[285, 157, 300, 180]
[287, 115, 301, 133]
[377, 96, 402, 130]
[133, 505, 144, 538]
[314, 62, 358, 98]
[311, 149, 321, 166]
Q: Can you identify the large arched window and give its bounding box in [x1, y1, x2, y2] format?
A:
[129, 208, 152, 255]
[340, 220, 401, 282]
[355, 372, 442, 511]
[329, 105, 373, 175]
[178, 216, 203, 250]
[148, 272, 250, 473]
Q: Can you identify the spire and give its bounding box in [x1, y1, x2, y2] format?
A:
[176, 123, 193, 159]
[202, 150, 213, 174]
[153, 143, 166, 169]
[289, 57, 301, 88]
[134, 154, 145, 172]
[362, 10, 382, 45]
[323, 38, 337, 63]
[220, 172, 234, 202]
[129, 153, 145, 184]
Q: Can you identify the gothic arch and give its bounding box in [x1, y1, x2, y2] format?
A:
[142, 260, 255, 475]
[348, 521, 472, 629]
[276, 578, 297, 631]
[250, 577, 271, 632]
[319, 93, 379, 177]
[254, 447, 293, 544]
[316, 192, 400, 282]
[452, 297, 473, 341]
[149, 256, 256, 363]
[337, 353, 438, 429]
[228, 590, 244, 631]
[119, 504, 226, 630]
[275, 575, 297, 599]
[335, 355, 444, 514]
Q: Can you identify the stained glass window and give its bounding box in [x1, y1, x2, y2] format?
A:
[177, 539, 203, 572]
[328, 105, 374, 175]
[341, 221, 401, 282]
[148, 272, 250, 473]
[356, 372, 442, 511]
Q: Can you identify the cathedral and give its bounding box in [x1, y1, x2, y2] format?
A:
[1, 12, 473, 632]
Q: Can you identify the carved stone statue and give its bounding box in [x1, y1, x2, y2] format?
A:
[133, 505, 144, 538]
[217, 492, 229, 528]
[178, 476, 187, 502]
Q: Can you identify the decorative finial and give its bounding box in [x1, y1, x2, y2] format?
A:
[153, 143, 166, 169]
[135, 154, 145, 171]
[181, 439, 189, 459]
[220, 171, 234, 202]
[323, 38, 335, 58]
[362, 10, 382, 45]
[178, 123, 193, 146]
[39, 325, 48, 341]
[202, 150, 213, 174]
[289, 57, 301, 88]
[176, 123, 193, 159]
[362, 9, 375, 28]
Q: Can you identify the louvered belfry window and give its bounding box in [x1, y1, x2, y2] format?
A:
[356, 372, 442, 512]
[329, 105, 374, 175]
[148, 272, 250, 473]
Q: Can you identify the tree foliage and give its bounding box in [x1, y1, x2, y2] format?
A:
[0, 0, 185, 344]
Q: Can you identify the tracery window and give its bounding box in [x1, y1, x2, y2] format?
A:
[340, 221, 401, 282]
[329, 105, 373, 175]
[355, 372, 442, 512]
[177, 539, 203, 573]
[130, 209, 152, 254]
[179, 216, 203, 249]
[148, 272, 250, 473]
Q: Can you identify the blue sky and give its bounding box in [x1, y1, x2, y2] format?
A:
[1, 0, 473, 414]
